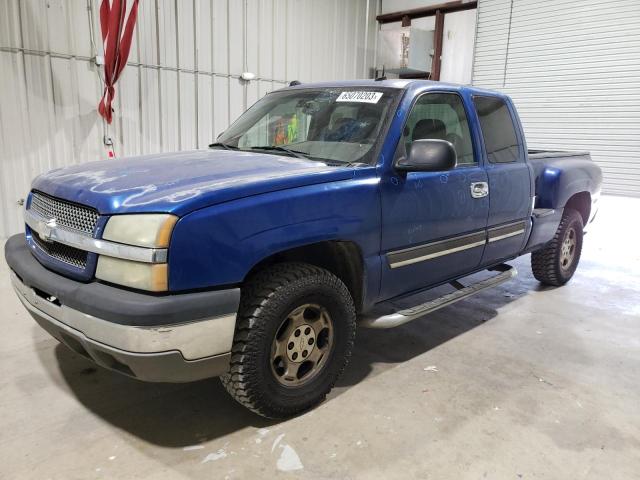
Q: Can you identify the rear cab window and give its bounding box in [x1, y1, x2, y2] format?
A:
[473, 96, 521, 163]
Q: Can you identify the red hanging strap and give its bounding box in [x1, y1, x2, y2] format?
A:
[97, 0, 139, 124]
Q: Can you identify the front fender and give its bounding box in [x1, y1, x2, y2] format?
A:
[167, 171, 381, 293]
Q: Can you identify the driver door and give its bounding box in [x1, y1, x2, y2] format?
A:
[379, 92, 489, 300]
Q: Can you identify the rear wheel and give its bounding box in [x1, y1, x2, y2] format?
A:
[531, 208, 584, 286]
[220, 263, 356, 418]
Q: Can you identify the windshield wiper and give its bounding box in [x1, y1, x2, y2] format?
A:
[342, 161, 369, 167]
[208, 142, 239, 150]
[250, 145, 309, 159]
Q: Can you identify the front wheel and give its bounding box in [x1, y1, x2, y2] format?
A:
[531, 208, 584, 286]
[220, 263, 356, 418]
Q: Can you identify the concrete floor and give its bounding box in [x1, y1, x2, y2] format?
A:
[1, 195, 639, 479]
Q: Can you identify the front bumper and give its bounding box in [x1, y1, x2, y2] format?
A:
[5, 234, 240, 383]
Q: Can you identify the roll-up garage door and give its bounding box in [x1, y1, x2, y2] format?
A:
[472, 0, 640, 196]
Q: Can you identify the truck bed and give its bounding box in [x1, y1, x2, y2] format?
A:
[527, 150, 600, 198]
[528, 148, 600, 207]
[528, 149, 591, 160]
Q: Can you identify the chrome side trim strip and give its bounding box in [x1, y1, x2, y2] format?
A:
[387, 231, 487, 269]
[390, 240, 486, 268]
[487, 220, 527, 244]
[488, 229, 525, 243]
[387, 220, 529, 269]
[25, 209, 167, 264]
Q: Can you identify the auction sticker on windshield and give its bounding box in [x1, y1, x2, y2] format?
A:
[336, 91, 383, 103]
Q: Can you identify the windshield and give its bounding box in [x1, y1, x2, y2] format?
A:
[216, 88, 399, 165]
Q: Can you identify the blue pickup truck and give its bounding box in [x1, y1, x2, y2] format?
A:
[5, 80, 602, 418]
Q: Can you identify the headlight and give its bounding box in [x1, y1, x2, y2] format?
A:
[97, 214, 177, 291]
[96, 256, 168, 292]
[102, 214, 178, 248]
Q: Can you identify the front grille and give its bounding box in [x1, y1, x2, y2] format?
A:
[32, 233, 88, 269]
[30, 191, 99, 235]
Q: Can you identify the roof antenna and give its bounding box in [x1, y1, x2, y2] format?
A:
[289, 80, 301, 86]
[375, 66, 386, 81]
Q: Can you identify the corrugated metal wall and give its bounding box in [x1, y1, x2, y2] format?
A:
[473, 0, 640, 197]
[0, 0, 379, 238]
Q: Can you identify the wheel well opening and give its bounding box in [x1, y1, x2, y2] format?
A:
[246, 241, 365, 312]
[565, 192, 591, 225]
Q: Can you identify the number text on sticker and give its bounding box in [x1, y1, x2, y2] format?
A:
[336, 91, 383, 103]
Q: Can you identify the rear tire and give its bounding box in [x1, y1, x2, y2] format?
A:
[220, 262, 356, 418]
[531, 208, 584, 286]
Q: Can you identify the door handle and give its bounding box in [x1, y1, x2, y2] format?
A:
[470, 182, 489, 198]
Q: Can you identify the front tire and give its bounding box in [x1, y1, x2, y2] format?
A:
[220, 263, 356, 418]
[531, 208, 584, 286]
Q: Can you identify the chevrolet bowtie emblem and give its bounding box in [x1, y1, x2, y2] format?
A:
[38, 218, 57, 243]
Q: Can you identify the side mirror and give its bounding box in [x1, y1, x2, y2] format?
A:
[395, 139, 457, 172]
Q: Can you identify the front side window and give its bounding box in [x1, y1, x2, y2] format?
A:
[217, 88, 399, 165]
[400, 93, 476, 165]
[473, 96, 520, 163]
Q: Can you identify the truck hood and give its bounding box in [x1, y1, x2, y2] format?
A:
[31, 150, 355, 215]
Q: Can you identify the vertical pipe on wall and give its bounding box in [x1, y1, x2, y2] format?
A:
[136, 11, 143, 153]
[363, 0, 370, 78]
[210, 0, 215, 138]
[432, 9, 444, 81]
[341, 1, 349, 79]
[271, 0, 276, 89]
[372, 0, 381, 76]
[242, 0, 248, 111]
[469, 1, 480, 84]
[226, 0, 231, 126]
[155, 0, 164, 151]
[331, 0, 338, 81]
[192, 0, 199, 147]
[174, 0, 182, 150]
[353, 2, 360, 79]
[284, 0, 289, 83]
[502, 0, 514, 87]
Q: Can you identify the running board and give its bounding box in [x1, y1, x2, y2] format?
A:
[360, 264, 517, 329]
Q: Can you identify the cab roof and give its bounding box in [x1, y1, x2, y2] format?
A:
[274, 79, 506, 99]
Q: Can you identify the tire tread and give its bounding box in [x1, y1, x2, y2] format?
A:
[220, 262, 356, 418]
[531, 208, 583, 286]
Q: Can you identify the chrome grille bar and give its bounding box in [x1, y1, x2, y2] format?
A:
[25, 209, 167, 264]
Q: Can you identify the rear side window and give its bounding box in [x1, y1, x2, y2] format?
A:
[473, 96, 520, 163]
